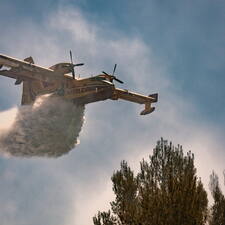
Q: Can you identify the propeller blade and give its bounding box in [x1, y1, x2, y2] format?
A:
[74, 63, 84, 67]
[102, 71, 124, 83]
[70, 50, 73, 64]
[71, 68, 75, 79]
[112, 64, 117, 75]
[70, 50, 75, 79]
[114, 77, 124, 84]
[102, 71, 109, 75]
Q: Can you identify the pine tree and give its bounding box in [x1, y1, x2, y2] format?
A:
[93, 211, 117, 225]
[93, 138, 208, 225]
[209, 171, 225, 225]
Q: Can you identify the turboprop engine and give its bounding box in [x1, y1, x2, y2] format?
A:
[49, 51, 84, 78]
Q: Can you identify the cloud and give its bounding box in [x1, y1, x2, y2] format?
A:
[0, 4, 224, 225]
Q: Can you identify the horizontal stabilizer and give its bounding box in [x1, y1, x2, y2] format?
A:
[24, 56, 34, 64]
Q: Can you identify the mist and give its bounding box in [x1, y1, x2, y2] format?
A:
[0, 95, 85, 157]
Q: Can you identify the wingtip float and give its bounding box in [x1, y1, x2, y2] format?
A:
[0, 52, 158, 115]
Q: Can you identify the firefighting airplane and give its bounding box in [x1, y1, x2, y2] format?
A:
[0, 52, 158, 115]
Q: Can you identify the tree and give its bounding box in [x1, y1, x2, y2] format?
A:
[209, 171, 225, 225]
[93, 211, 117, 225]
[93, 138, 208, 225]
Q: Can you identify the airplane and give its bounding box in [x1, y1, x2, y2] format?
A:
[0, 52, 158, 115]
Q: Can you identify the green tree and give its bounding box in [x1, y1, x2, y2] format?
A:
[209, 171, 225, 225]
[93, 138, 208, 225]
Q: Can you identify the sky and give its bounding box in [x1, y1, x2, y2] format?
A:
[0, 0, 225, 224]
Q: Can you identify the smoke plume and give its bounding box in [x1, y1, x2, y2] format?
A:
[0, 95, 85, 157]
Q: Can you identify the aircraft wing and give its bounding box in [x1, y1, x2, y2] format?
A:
[112, 88, 158, 115]
[0, 54, 63, 84]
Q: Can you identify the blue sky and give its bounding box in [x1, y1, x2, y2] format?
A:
[0, 0, 225, 225]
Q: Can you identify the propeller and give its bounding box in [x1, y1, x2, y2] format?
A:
[69, 50, 84, 79]
[102, 64, 124, 84]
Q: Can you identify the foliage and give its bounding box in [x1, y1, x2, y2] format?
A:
[93, 138, 208, 225]
[209, 171, 225, 225]
[93, 211, 117, 225]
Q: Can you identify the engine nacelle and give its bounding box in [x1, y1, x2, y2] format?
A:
[49, 63, 72, 75]
[49, 62, 84, 75]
